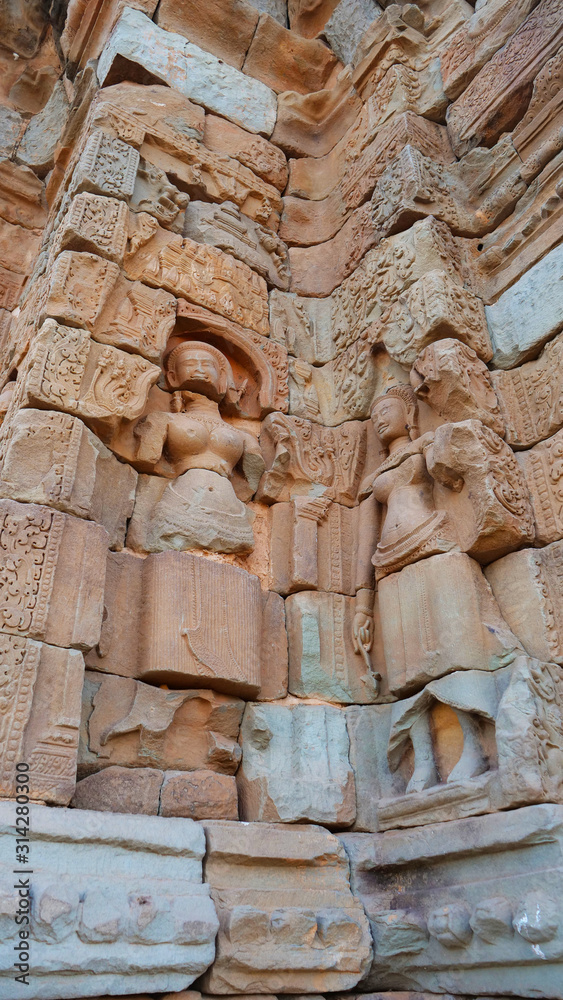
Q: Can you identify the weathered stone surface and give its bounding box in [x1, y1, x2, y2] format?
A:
[88, 84, 281, 229]
[486, 243, 563, 369]
[340, 804, 563, 995]
[287, 590, 380, 703]
[127, 470, 255, 556]
[271, 71, 362, 158]
[71, 765, 163, 815]
[54, 192, 129, 265]
[322, 0, 383, 67]
[124, 226, 269, 338]
[139, 552, 262, 696]
[97, 8, 278, 137]
[203, 114, 288, 192]
[16, 80, 69, 177]
[238, 702, 355, 825]
[269, 289, 334, 364]
[201, 820, 372, 993]
[42, 251, 120, 332]
[79, 669, 244, 776]
[0, 498, 107, 650]
[0, 636, 83, 805]
[377, 552, 521, 696]
[258, 412, 366, 505]
[0, 0, 49, 57]
[258, 590, 289, 701]
[288, 0, 340, 36]
[512, 43, 563, 178]
[348, 656, 563, 831]
[70, 127, 141, 201]
[160, 770, 238, 820]
[440, 0, 538, 100]
[156, 0, 260, 71]
[86, 548, 269, 697]
[486, 541, 563, 665]
[271, 498, 358, 595]
[447, 0, 563, 156]
[0, 106, 23, 158]
[243, 13, 341, 95]
[184, 201, 290, 290]
[411, 338, 505, 435]
[492, 328, 563, 448]
[517, 427, 563, 544]
[0, 802, 218, 998]
[0, 158, 46, 230]
[0, 409, 136, 548]
[12, 320, 160, 439]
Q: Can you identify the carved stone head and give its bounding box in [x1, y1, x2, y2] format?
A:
[371, 385, 419, 449]
[165, 340, 235, 402]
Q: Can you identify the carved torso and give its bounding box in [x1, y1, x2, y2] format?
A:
[165, 405, 245, 479]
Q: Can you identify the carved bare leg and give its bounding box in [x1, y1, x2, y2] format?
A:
[448, 710, 488, 783]
[406, 712, 438, 793]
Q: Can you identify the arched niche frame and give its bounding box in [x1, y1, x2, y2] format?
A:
[169, 301, 289, 419]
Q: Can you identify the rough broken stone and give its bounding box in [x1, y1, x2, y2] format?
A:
[16, 80, 69, 177]
[492, 328, 563, 449]
[160, 770, 238, 820]
[486, 242, 563, 369]
[79, 669, 244, 777]
[340, 804, 563, 995]
[71, 765, 163, 815]
[486, 541, 563, 664]
[0, 408, 136, 548]
[156, 0, 260, 71]
[238, 701, 355, 825]
[97, 8, 278, 137]
[271, 70, 362, 158]
[0, 802, 218, 998]
[347, 655, 563, 831]
[0, 636, 84, 804]
[287, 590, 380, 703]
[0, 498, 107, 650]
[411, 338, 505, 436]
[201, 820, 372, 993]
[322, 0, 383, 67]
[0, 106, 23, 158]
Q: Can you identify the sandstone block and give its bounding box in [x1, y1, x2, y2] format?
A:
[271, 498, 358, 595]
[258, 590, 288, 701]
[0, 636, 83, 804]
[160, 770, 238, 820]
[288, 0, 340, 36]
[139, 551, 262, 697]
[287, 590, 380, 703]
[271, 72, 362, 158]
[79, 669, 244, 776]
[517, 428, 563, 545]
[14, 320, 160, 438]
[269, 289, 334, 364]
[486, 243, 563, 369]
[0, 159, 46, 230]
[347, 656, 563, 832]
[243, 13, 340, 95]
[0, 409, 136, 548]
[0, 106, 22, 159]
[486, 541, 563, 664]
[0, 802, 218, 998]
[97, 8, 278, 137]
[43, 251, 120, 330]
[71, 765, 163, 815]
[124, 226, 269, 338]
[203, 115, 288, 193]
[156, 0, 260, 71]
[16, 80, 69, 177]
[200, 820, 372, 993]
[340, 804, 563, 995]
[446, 0, 563, 156]
[70, 128, 140, 200]
[377, 551, 521, 696]
[322, 0, 383, 66]
[55, 192, 129, 265]
[184, 200, 290, 290]
[0, 498, 107, 650]
[492, 328, 563, 448]
[238, 702, 355, 825]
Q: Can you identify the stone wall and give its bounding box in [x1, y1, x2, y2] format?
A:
[0, 0, 562, 996]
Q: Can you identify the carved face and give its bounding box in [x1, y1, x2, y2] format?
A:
[371, 396, 409, 446]
[169, 347, 222, 395]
